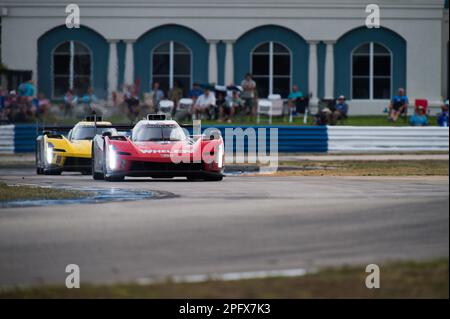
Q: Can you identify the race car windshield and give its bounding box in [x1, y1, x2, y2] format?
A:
[71, 126, 116, 140]
[133, 125, 186, 142]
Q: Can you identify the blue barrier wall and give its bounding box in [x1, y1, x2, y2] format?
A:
[14, 124, 37, 153]
[204, 126, 328, 153]
[10, 124, 328, 153]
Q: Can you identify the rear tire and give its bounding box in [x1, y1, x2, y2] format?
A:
[93, 172, 104, 180]
[36, 167, 43, 175]
[105, 175, 124, 182]
[44, 170, 62, 175]
[91, 146, 104, 180]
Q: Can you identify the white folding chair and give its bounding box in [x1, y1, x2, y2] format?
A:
[257, 99, 273, 124]
[289, 99, 309, 124]
[178, 98, 193, 111]
[268, 94, 284, 117]
[289, 107, 309, 124]
[158, 100, 174, 118]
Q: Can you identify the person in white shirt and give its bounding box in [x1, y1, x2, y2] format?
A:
[194, 88, 216, 119]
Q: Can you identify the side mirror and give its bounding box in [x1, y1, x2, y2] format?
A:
[102, 131, 112, 138]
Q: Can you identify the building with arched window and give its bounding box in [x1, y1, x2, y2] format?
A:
[52, 41, 92, 97]
[351, 43, 392, 100]
[0, 0, 448, 114]
[251, 42, 291, 98]
[151, 41, 192, 96]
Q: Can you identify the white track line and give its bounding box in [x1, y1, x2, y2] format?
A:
[136, 268, 309, 285]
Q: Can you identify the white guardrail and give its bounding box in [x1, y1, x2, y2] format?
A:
[328, 126, 449, 152]
[0, 125, 14, 154]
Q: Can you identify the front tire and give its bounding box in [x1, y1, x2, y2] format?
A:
[36, 141, 44, 175]
[205, 175, 223, 182]
[44, 170, 62, 175]
[187, 174, 223, 182]
[186, 176, 202, 182]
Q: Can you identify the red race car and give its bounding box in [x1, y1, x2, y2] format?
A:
[91, 115, 224, 181]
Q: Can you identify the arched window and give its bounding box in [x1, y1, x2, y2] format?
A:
[251, 42, 291, 98]
[352, 42, 391, 99]
[53, 41, 91, 97]
[152, 41, 191, 95]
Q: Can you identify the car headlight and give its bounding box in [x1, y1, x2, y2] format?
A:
[46, 142, 54, 164]
[108, 145, 117, 170]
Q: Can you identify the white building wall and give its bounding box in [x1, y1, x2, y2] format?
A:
[383, 19, 443, 103]
[442, 9, 449, 99]
[0, 0, 447, 114]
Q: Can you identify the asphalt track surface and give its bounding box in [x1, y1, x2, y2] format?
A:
[0, 168, 448, 287]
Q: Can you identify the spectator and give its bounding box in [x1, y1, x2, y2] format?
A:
[287, 85, 303, 107]
[63, 89, 78, 116]
[389, 88, 409, 122]
[142, 92, 154, 114]
[149, 82, 165, 112]
[168, 81, 183, 111]
[0, 87, 6, 113]
[0, 88, 8, 123]
[124, 84, 140, 120]
[240, 73, 256, 115]
[112, 90, 125, 108]
[30, 96, 39, 118]
[437, 100, 449, 127]
[221, 90, 243, 123]
[0, 91, 19, 123]
[18, 79, 35, 101]
[287, 84, 308, 116]
[215, 91, 227, 122]
[0, 104, 12, 123]
[409, 105, 429, 126]
[8, 90, 18, 106]
[329, 95, 349, 125]
[316, 107, 332, 126]
[188, 82, 203, 105]
[194, 88, 216, 120]
[36, 92, 50, 117]
[80, 88, 98, 111]
[14, 96, 30, 122]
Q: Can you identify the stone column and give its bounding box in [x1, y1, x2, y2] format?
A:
[208, 40, 218, 84]
[124, 40, 135, 85]
[224, 40, 234, 85]
[324, 41, 335, 99]
[308, 40, 319, 103]
[107, 40, 118, 98]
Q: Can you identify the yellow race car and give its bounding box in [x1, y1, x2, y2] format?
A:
[36, 116, 119, 175]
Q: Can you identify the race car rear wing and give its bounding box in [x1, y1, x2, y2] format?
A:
[147, 114, 168, 121]
[37, 124, 136, 137]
